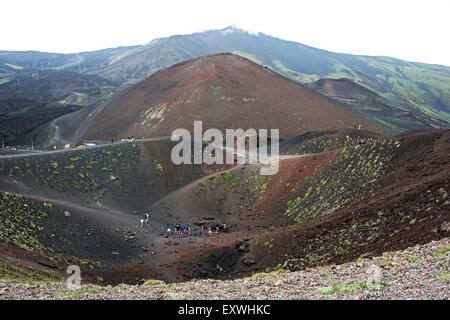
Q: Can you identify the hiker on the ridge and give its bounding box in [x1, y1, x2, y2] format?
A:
[144, 213, 150, 223]
[140, 218, 144, 227]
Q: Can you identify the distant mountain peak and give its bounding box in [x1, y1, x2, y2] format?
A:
[220, 25, 259, 36]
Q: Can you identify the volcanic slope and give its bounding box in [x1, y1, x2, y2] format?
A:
[142, 130, 450, 279]
[1, 130, 449, 284]
[310, 78, 440, 132]
[0, 139, 229, 283]
[78, 53, 380, 142]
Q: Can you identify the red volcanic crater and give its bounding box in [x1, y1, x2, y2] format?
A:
[81, 53, 378, 141]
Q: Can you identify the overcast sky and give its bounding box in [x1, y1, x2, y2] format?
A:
[2, 0, 450, 66]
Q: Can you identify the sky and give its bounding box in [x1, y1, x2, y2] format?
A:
[2, 0, 450, 66]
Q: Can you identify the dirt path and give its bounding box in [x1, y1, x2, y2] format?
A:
[0, 137, 171, 159]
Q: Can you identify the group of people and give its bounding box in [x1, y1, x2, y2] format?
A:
[141, 213, 229, 238]
[175, 225, 191, 236]
[162, 223, 228, 237]
[164, 224, 192, 237]
[207, 223, 228, 236]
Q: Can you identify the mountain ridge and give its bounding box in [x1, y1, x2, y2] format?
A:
[1, 27, 450, 127]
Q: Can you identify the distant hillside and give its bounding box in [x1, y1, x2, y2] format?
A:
[0, 47, 135, 73]
[0, 69, 118, 146]
[0, 70, 117, 107]
[309, 78, 438, 132]
[0, 103, 82, 146]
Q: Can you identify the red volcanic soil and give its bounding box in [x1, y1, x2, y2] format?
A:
[245, 151, 340, 226]
[81, 54, 379, 141]
[311, 78, 382, 100]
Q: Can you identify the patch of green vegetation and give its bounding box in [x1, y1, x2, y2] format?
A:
[272, 60, 320, 83]
[59, 93, 92, 106]
[1, 275, 58, 287]
[327, 62, 364, 83]
[264, 239, 274, 253]
[436, 273, 450, 282]
[111, 283, 127, 293]
[0, 262, 60, 286]
[377, 257, 396, 267]
[193, 171, 241, 195]
[143, 279, 165, 286]
[409, 256, 422, 263]
[154, 162, 164, 173]
[194, 180, 208, 195]
[54, 288, 100, 300]
[222, 172, 233, 181]
[25, 277, 59, 287]
[319, 282, 367, 295]
[250, 266, 284, 279]
[435, 247, 450, 257]
[163, 286, 189, 300]
[225, 176, 241, 192]
[247, 168, 269, 200]
[210, 176, 223, 188]
[233, 51, 263, 65]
